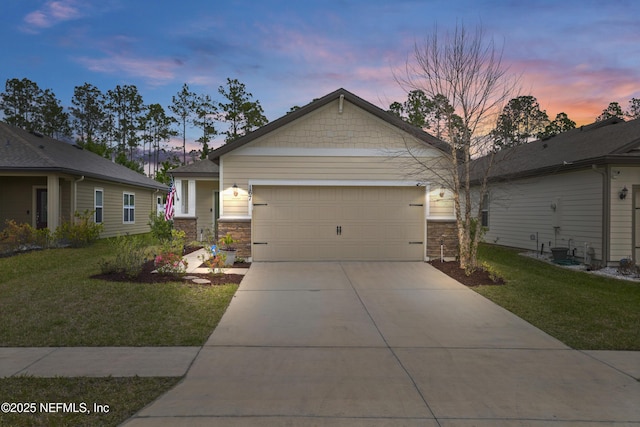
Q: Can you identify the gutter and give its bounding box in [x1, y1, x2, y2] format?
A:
[591, 165, 609, 266]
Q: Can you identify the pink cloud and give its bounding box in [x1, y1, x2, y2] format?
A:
[22, 0, 82, 32]
[507, 58, 640, 125]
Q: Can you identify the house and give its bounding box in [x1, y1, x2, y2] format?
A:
[172, 88, 456, 261]
[0, 122, 167, 237]
[168, 158, 219, 242]
[474, 117, 640, 266]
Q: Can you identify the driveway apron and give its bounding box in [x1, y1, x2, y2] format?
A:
[124, 262, 640, 426]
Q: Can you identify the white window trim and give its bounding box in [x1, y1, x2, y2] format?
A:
[94, 188, 104, 224]
[123, 192, 135, 224]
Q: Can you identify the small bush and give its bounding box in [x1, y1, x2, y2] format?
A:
[99, 234, 148, 278]
[154, 229, 188, 275]
[0, 220, 54, 253]
[148, 212, 173, 243]
[55, 210, 103, 247]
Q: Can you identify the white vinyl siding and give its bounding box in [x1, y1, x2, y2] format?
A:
[481, 169, 603, 261]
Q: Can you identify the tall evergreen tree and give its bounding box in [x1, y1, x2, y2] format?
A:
[169, 83, 197, 164]
[218, 78, 268, 143]
[491, 95, 549, 149]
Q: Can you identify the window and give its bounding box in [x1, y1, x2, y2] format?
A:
[94, 189, 103, 224]
[181, 180, 189, 214]
[481, 193, 489, 228]
[123, 192, 135, 223]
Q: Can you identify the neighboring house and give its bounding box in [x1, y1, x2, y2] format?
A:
[169, 158, 219, 242]
[0, 122, 167, 238]
[475, 117, 640, 266]
[173, 88, 456, 261]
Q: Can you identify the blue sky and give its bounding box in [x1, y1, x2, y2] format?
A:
[2, 0, 639, 150]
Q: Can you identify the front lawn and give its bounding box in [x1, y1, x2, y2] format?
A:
[0, 376, 180, 427]
[476, 244, 640, 350]
[0, 238, 238, 346]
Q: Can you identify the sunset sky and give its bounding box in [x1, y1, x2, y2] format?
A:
[2, 0, 639, 150]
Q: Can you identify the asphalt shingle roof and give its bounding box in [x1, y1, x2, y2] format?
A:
[169, 158, 219, 176]
[0, 122, 166, 190]
[473, 117, 640, 181]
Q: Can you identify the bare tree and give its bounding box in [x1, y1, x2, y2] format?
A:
[397, 23, 519, 273]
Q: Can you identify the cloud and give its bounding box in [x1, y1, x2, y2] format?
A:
[22, 0, 83, 32]
[75, 53, 182, 86]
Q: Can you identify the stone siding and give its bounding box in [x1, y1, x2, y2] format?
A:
[218, 219, 251, 259]
[427, 220, 458, 260]
[173, 218, 198, 242]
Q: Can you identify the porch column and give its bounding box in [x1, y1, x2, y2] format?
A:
[188, 180, 196, 216]
[47, 174, 60, 232]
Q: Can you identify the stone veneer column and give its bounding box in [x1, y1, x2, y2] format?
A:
[173, 218, 198, 242]
[217, 219, 251, 259]
[427, 220, 458, 261]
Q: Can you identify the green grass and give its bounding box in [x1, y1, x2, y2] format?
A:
[0, 376, 180, 427]
[476, 244, 640, 350]
[0, 239, 238, 346]
[0, 237, 239, 426]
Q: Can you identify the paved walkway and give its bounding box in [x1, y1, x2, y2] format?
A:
[2, 261, 639, 426]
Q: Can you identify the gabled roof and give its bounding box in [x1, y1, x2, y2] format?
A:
[0, 122, 166, 190]
[208, 87, 449, 160]
[474, 117, 640, 181]
[170, 158, 219, 177]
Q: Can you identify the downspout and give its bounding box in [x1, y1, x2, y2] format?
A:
[73, 175, 85, 220]
[591, 165, 609, 266]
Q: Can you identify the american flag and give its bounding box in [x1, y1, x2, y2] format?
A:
[164, 180, 176, 221]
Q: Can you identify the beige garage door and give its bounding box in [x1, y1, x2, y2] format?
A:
[251, 186, 425, 261]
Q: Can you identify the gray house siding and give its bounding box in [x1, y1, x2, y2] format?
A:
[483, 169, 604, 262]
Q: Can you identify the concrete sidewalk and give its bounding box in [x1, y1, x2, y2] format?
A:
[121, 262, 640, 426]
[0, 347, 200, 377]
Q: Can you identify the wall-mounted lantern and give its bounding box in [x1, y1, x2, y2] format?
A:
[619, 186, 628, 200]
[232, 183, 239, 197]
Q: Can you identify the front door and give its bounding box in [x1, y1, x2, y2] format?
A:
[36, 188, 48, 229]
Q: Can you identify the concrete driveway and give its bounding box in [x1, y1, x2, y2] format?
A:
[124, 262, 640, 426]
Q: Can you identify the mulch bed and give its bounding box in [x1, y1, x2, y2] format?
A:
[428, 260, 505, 287]
[91, 259, 245, 285]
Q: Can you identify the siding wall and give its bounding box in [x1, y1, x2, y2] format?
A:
[609, 166, 640, 261]
[220, 99, 444, 218]
[76, 179, 157, 238]
[0, 176, 47, 227]
[482, 169, 604, 262]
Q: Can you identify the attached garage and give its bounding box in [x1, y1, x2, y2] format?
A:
[251, 185, 425, 261]
[207, 88, 455, 262]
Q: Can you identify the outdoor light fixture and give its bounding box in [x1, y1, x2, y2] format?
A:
[619, 186, 628, 200]
[232, 183, 238, 197]
[439, 188, 445, 198]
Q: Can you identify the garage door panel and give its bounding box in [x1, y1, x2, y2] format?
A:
[252, 186, 424, 261]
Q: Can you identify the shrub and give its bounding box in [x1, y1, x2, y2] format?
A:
[154, 229, 188, 275]
[55, 210, 103, 248]
[1, 220, 36, 250]
[148, 211, 173, 243]
[99, 234, 148, 278]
